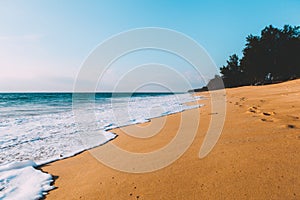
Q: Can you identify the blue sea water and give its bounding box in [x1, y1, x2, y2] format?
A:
[0, 92, 202, 165]
[0, 92, 202, 199]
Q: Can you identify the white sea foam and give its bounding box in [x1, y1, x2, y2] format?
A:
[0, 93, 203, 199]
[0, 160, 53, 200]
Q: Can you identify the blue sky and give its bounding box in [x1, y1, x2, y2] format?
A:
[0, 0, 299, 91]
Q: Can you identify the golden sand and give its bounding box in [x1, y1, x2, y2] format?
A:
[42, 79, 300, 199]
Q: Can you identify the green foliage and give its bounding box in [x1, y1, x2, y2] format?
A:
[220, 25, 300, 87]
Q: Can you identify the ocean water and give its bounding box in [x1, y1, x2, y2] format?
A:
[0, 92, 202, 199]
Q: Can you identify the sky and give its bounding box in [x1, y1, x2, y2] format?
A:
[0, 0, 299, 92]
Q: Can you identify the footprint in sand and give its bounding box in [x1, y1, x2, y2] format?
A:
[247, 106, 277, 123]
[247, 106, 259, 113]
[234, 97, 246, 106]
[285, 125, 300, 139]
[262, 111, 276, 116]
[261, 118, 274, 122]
[260, 112, 276, 122]
[287, 124, 297, 129]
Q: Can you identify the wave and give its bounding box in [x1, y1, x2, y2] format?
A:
[0, 92, 203, 199]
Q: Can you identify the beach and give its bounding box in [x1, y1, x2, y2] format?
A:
[42, 79, 300, 199]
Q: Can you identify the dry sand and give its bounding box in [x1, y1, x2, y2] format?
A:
[42, 79, 300, 199]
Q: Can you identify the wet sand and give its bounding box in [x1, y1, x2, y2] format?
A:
[42, 79, 300, 199]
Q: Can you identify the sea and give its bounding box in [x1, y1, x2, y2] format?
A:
[0, 92, 202, 199]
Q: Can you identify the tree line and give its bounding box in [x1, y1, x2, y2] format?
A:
[220, 25, 300, 88]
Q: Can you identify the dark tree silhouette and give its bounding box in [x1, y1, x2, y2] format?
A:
[220, 25, 300, 87]
[220, 54, 245, 87]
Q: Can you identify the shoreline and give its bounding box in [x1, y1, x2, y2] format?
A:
[36, 94, 203, 167]
[42, 79, 300, 199]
